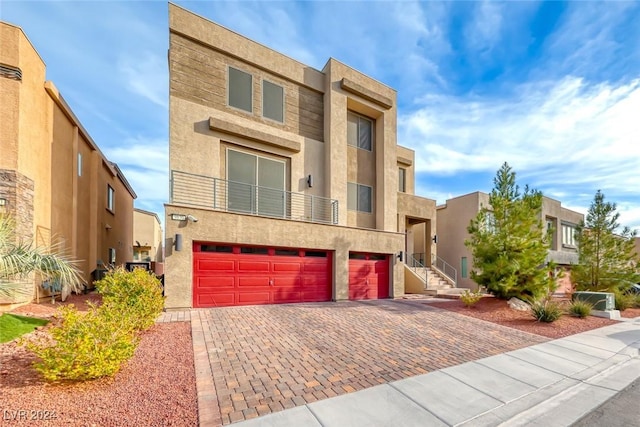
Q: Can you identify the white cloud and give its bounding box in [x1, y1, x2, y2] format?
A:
[118, 52, 168, 108]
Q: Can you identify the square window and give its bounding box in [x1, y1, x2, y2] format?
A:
[347, 182, 373, 213]
[263, 80, 284, 122]
[228, 67, 252, 113]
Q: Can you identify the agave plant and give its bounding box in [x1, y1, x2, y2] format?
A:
[0, 214, 84, 304]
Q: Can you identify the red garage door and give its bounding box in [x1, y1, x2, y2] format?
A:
[348, 253, 390, 300]
[193, 243, 332, 308]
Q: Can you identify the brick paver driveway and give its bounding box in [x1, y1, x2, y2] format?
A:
[189, 299, 547, 425]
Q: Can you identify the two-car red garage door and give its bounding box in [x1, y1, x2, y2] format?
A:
[193, 243, 332, 308]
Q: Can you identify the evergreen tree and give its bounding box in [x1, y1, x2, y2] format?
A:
[466, 163, 552, 299]
[572, 190, 639, 292]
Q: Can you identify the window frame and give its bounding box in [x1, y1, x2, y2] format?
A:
[262, 79, 285, 123]
[347, 182, 373, 214]
[226, 147, 287, 217]
[398, 167, 406, 193]
[347, 111, 374, 152]
[227, 66, 253, 113]
[562, 223, 577, 248]
[107, 185, 115, 213]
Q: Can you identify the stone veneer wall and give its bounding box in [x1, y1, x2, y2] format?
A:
[0, 169, 34, 244]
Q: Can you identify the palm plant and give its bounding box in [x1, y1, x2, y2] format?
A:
[0, 214, 84, 304]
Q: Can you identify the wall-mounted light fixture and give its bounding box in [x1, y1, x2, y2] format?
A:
[307, 174, 313, 188]
[0, 198, 6, 207]
[432, 235, 438, 244]
[174, 233, 183, 251]
[396, 251, 403, 262]
[170, 213, 187, 221]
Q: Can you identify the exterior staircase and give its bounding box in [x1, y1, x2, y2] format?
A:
[404, 255, 471, 297]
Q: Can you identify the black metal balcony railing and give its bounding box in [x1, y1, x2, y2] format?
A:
[170, 170, 339, 225]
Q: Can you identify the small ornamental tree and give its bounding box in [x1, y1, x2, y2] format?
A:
[466, 163, 552, 300]
[572, 190, 640, 292]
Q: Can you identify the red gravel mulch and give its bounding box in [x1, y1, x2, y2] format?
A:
[621, 307, 640, 318]
[427, 296, 620, 339]
[0, 294, 197, 426]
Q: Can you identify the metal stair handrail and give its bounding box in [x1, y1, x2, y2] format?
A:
[407, 254, 428, 284]
[431, 254, 457, 286]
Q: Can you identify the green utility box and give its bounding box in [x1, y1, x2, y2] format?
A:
[572, 291, 615, 311]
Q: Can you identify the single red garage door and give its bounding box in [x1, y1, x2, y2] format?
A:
[348, 253, 390, 300]
[193, 243, 332, 308]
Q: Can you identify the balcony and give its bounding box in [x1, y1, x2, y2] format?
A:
[170, 170, 338, 225]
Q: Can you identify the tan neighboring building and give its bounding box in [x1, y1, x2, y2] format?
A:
[164, 4, 438, 309]
[0, 22, 136, 302]
[133, 208, 164, 274]
[436, 192, 584, 292]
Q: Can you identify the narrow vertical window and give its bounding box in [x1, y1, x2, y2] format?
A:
[108, 247, 116, 264]
[262, 80, 284, 122]
[347, 111, 373, 151]
[77, 152, 83, 177]
[461, 257, 468, 278]
[228, 67, 253, 113]
[398, 168, 406, 192]
[107, 185, 115, 212]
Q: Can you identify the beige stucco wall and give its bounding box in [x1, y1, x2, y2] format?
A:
[133, 209, 164, 263]
[0, 22, 135, 290]
[164, 204, 404, 309]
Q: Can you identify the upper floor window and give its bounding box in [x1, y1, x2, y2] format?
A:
[228, 66, 252, 113]
[347, 182, 372, 213]
[398, 168, 406, 192]
[77, 153, 83, 177]
[227, 148, 286, 217]
[562, 224, 577, 247]
[107, 185, 115, 212]
[347, 111, 373, 151]
[262, 80, 284, 123]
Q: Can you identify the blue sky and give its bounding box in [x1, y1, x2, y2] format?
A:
[2, 1, 639, 232]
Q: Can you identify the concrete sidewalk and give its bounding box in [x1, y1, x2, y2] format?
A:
[231, 318, 640, 427]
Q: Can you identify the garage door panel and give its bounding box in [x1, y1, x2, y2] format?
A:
[196, 259, 235, 273]
[272, 276, 300, 287]
[196, 276, 235, 289]
[273, 290, 302, 303]
[303, 262, 328, 272]
[238, 276, 271, 287]
[273, 262, 302, 272]
[196, 293, 236, 307]
[238, 292, 271, 304]
[238, 261, 270, 272]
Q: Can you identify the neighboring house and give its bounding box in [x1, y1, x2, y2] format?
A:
[165, 4, 437, 309]
[0, 22, 136, 300]
[436, 192, 583, 293]
[133, 208, 164, 274]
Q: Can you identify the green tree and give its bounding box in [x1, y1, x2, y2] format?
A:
[572, 190, 639, 292]
[466, 163, 552, 300]
[0, 214, 83, 305]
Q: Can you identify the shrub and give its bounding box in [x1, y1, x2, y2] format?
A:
[26, 268, 163, 382]
[95, 267, 164, 331]
[567, 300, 592, 318]
[614, 291, 635, 311]
[634, 294, 640, 309]
[26, 305, 137, 381]
[530, 300, 563, 323]
[460, 289, 483, 307]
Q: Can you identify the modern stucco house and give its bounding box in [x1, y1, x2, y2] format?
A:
[436, 192, 584, 293]
[133, 208, 164, 274]
[164, 4, 439, 309]
[0, 21, 136, 303]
